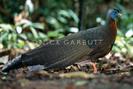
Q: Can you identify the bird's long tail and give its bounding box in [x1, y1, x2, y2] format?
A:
[2, 55, 23, 72]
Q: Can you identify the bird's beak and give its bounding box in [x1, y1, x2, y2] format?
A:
[118, 13, 122, 17]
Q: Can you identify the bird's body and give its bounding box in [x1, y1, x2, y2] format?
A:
[2, 9, 120, 72]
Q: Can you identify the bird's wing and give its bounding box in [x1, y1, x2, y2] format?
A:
[21, 31, 93, 69]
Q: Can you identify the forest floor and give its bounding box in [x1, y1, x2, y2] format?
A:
[0, 49, 133, 89]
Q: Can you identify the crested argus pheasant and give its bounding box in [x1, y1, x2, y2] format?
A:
[2, 8, 121, 72]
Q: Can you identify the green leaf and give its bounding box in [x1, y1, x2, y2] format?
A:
[18, 34, 28, 40]
[47, 31, 59, 38]
[0, 24, 13, 31]
[17, 39, 25, 48]
[47, 17, 61, 29]
[32, 23, 45, 30]
[38, 32, 48, 39]
[0, 32, 8, 42]
[68, 10, 79, 23]
[30, 27, 39, 39]
[47, 31, 64, 39]
[58, 16, 67, 23]
[58, 10, 70, 18]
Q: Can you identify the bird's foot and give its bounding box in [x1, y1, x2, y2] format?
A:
[75, 60, 98, 73]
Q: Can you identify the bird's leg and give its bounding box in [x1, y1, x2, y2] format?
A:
[83, 56, 98, 73]
[75, 56, 98, 73]
[89, 61, 97, 74]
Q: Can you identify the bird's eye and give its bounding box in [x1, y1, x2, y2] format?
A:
[114, 11, 117, 13]
[113, 11, 118, 15]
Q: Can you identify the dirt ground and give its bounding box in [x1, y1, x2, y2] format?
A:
[0, 66, 133, 89]
[0, 71, 133, 89]
[0, 52, 133, 89]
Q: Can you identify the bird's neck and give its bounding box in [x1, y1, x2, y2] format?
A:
[106, 18, 117, 39]
[109, 19, 117, 30]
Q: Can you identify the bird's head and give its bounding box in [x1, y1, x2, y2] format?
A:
[108, 8, 121, 20]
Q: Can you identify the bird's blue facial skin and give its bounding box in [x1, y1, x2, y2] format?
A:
[110, 11, 119, 20]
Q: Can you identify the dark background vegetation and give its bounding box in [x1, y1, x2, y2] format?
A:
[0, 0, 132, 59]
[0, 0, 133, 89]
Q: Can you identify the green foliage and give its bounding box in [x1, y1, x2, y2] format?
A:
[0, 22, 48, 48]
[112, 7, 133, 58]
[0, 0, 132, 58]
